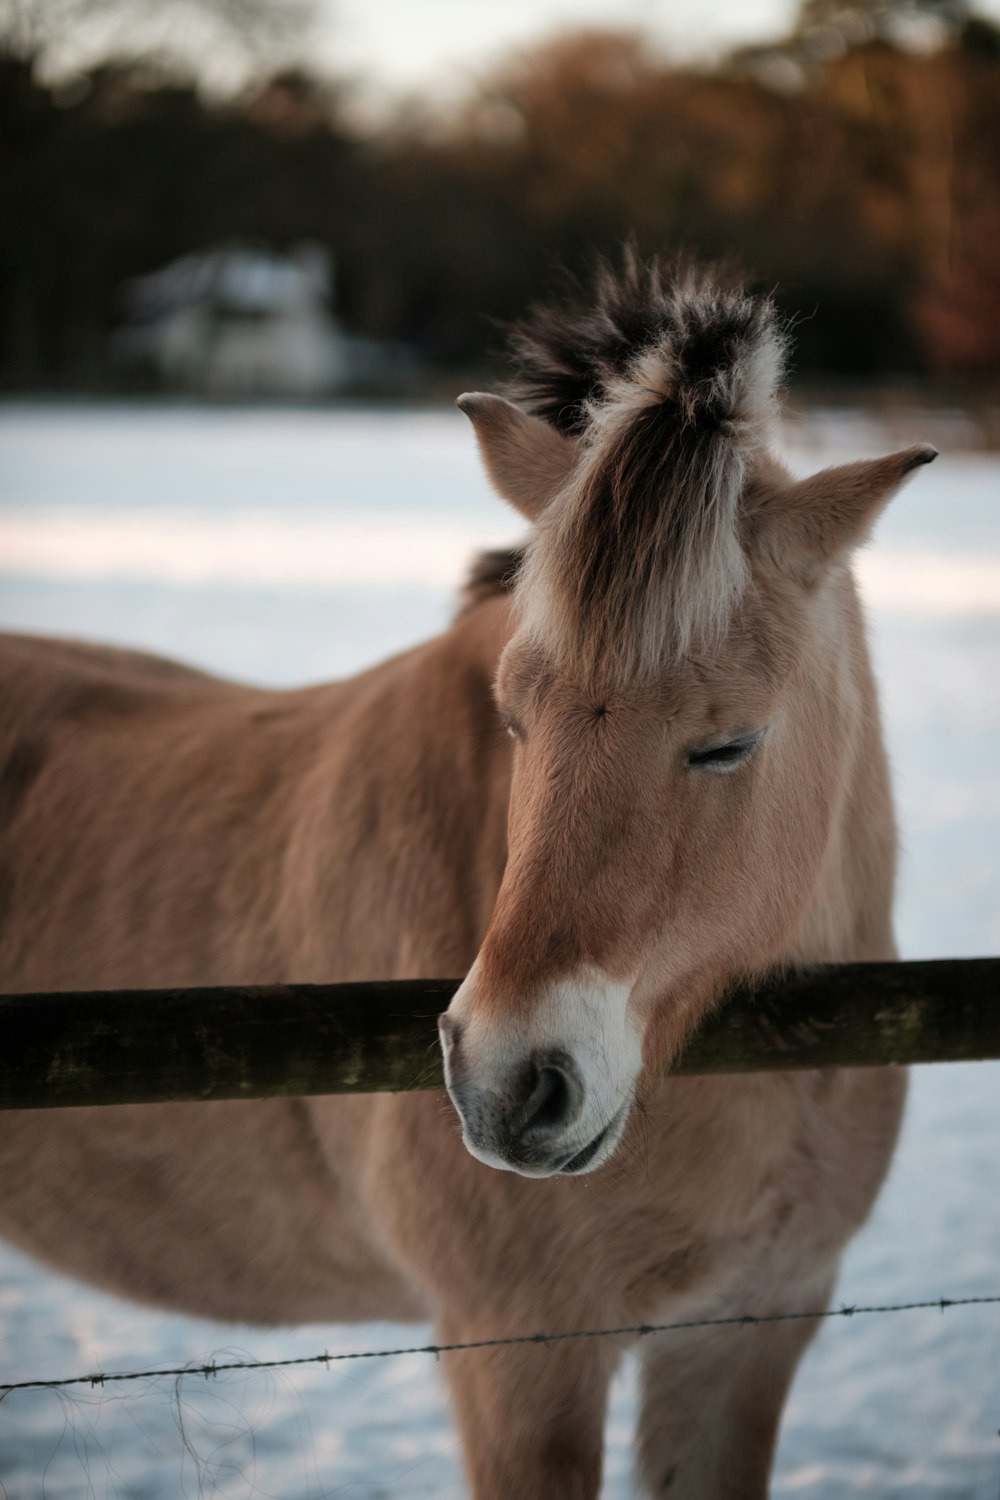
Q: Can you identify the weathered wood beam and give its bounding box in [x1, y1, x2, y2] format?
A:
[0, 958, 997, 1111]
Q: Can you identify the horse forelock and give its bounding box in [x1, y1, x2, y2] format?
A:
[509, 254, 788, 678]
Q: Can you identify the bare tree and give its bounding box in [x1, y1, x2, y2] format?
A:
[0, 0, 318, 87]
[794, 0, 973, 45]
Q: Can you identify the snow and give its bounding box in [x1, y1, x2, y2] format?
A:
[0, 403, 997, 1498]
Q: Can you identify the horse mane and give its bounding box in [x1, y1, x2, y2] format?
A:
[507, 251, 788, 675]
[457, 546, 525, 615]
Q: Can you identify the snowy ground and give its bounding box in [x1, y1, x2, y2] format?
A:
[0, 403, 997, 1498]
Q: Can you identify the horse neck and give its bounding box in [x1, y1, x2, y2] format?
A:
[283, 592, 516, 982]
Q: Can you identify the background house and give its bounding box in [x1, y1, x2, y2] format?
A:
[113, 241, 409, 396]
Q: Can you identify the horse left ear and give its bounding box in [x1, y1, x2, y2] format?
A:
[758, 441, 941, 576]
[457, 392, 578, 522]
[759, 444, 938, 575]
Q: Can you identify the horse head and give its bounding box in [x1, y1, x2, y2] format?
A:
[440, 254, 935, 1178]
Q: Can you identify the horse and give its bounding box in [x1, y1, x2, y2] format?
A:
[0, 255, 935, 1498]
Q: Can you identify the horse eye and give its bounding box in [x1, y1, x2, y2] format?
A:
[499, 711, 524, 741]
[686, 730, 765, 774]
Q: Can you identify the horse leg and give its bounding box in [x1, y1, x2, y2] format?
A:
[634, 1274, 835, 1499]
[439, 1322, 621, 1500]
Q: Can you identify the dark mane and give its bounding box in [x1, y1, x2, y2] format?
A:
[511, 252, 789, 673]
[506, 252, 781, 438]
[457, 546, 525, 615]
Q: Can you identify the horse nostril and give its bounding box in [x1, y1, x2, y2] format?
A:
[438, 1014, 463, 1052]
[519, 1056, 581, 1139]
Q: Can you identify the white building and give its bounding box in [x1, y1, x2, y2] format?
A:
[115, 242, 388, 397]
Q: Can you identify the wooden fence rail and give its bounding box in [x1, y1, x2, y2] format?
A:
[1, 958, 998, 1111]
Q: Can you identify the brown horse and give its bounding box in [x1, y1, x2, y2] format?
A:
[0, 258, 934, 1497]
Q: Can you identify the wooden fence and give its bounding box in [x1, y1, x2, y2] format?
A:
[1, 957, 997, 1110]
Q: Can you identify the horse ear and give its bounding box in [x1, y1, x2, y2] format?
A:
[457, 392, 578, 522]
[760, 444, 938, 576]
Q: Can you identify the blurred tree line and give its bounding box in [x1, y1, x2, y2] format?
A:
[1, 0, 999, 390]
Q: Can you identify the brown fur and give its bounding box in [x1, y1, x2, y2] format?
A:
[0, 261, 933, 1497]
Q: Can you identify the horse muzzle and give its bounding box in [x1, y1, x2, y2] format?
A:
[438, 984, 639, 1178]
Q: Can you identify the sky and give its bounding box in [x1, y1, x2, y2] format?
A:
[315, 0, 798, 96]
[310, 0, 1000, 100]
[33, 0, 1000, 104]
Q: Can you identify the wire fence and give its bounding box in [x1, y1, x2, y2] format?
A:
[3, 1291, 998, 1399]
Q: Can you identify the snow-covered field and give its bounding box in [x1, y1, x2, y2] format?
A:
[0, 403, 997, 1498]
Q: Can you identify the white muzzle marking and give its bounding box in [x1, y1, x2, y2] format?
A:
[441, 963, 643, 1177]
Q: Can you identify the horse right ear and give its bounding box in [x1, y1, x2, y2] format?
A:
[755, 444, 938, 580]
[457, 392, 578, 522]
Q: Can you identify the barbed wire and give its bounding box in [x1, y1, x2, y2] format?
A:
[2, 1293, 998, 1399]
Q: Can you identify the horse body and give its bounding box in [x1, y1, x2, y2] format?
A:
[0, 606, 511, 1324]
[0, 258, 933, 1497]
